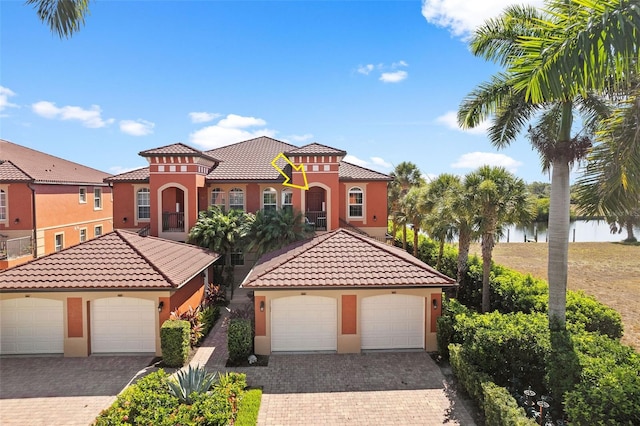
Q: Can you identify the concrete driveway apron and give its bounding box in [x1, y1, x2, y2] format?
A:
[0, 355, 155, 426]
[225, 352, 477, 426]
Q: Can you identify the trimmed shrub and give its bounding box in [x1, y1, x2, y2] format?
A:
[482, 381, 537, 426]
[436, 298, 471, 359]
[161, 319, 190, 367]
[235, 388, 262, 426]
[201, 305, 220, 336]
[566, 290, 623, 339]
[490, 266, 548, 314]
[449, 344, 492, 406]
[227, 318, 252, 362]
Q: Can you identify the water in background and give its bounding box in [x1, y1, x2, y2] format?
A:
[500, 220, 640, 243]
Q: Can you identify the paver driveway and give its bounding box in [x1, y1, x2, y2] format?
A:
[0, 355, 155, 426]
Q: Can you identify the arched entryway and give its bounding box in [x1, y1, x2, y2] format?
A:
[305, 186, 327, 230]
[161, 187, 185, 232]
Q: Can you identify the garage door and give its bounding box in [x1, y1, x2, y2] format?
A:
[271, 296, 337, 351]
[0, 298, 64, 355]
[91, 297, 156, 353]
[361, 294, 424, 350]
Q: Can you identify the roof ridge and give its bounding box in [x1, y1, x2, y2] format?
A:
[204, 136, 298, 154]
[1, 159, 35, 181]
[340, 161, 391, 178]
[115, 230, 178, 287]
[106, 165, 149, 178]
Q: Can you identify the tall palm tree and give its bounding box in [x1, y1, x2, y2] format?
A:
[399, 185, 427, 258]
[388, 162, 424, 250]
[464, 166, 533, 313]
[26, 0, 91, 38]
[457, 0, 631, 326]
[187, 207, 251, 287]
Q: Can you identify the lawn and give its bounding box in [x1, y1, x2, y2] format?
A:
[471, 242, 640, 350]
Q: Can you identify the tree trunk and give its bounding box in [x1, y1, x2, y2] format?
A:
[402, 224, 407, 251]
[457, 225, 471, 284]
[481, 229, 495, 313]
[625, 219, 637, 242]
[437, 238, 445, 270]
[413, 225, 419, 257]
[547, 102, 573, 329]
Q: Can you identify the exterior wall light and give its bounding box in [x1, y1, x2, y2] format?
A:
[158, 301, 164, 312]
[123, 217, 128, 223]
[13, 218, 19, 224]
[433, 299, 438, 310]
[259, 301, 265, 312]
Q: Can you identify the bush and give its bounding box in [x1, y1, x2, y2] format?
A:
[482, 381, 537, 426]
[235, 388, 262, 426]
[167, 365, 217, 404]
[161, 320, 191, 367]
[227, 318, 253, 362]
[170, 305, 205, 346]
[201, 305, 220, 337]
[566, 290, 623, 339]
[436, 298, 471, 359]
[490, 266, 548, 314]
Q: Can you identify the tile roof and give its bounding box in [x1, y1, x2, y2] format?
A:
[204, 136, 298, 181]
[0, 139, 111, 185]
[0, 230, 219, 291]
[339, 161, 392, 181]
[242, 228, 456, 289]
[0, 161, 32, 182]
[104, 166, 150, 183]
[139, 142, 220, 162]
[286, 143, 347, 156]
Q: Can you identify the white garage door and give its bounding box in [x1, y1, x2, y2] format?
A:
[271, 296, 337, 352]
[361, 294, 424, 350]
[0, 298, 64, 355]
[91, 297, 156, 353]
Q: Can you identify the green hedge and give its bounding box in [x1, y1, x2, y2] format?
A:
[436, 298, 470, 359]
[161, 320, 190, 367]
[227, 318, 253, 362]
[449, 344, 536, 425]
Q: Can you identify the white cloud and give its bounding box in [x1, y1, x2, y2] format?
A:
[422, 173, 439, 182]
[109, 165, 146, 175]
[0, 86, 18, 112]
[357, 64, 375, 75]
[120, 119, 155, 136]
[344, 154, 392, 172]
[436, 110, 491, 135]
[289, 133, 314, 142]
[32, 101, 114, 128]
[380, 70, 408, 83]
[422, 0, 545, 37]
[190, 113, 276, 149]
[189, 112, 221, 123]
[391, 60, 409, 68]
[451, 152, 523, 173]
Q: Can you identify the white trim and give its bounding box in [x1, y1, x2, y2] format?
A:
[93, 188, 103, 211]
[54, 232, 64, 252]
[37, 218, 112, 232]
[79, 227, 87, 242]
[228, 187, 245, 212]
[79, 187, 87, 204]
[347, 186, 364, 220]
[94, 225, 103, 237]
[262, 187, 278, 211]
[134, 185, 151, 225]
[0, 185, 8, 224]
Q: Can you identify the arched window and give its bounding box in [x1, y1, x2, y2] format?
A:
[229, 188, 244, 211]
[211, 188, 225, 211]
[282, 189, 293, 213]
[263, 188, 277, 212]
[0, 189, 6, 221]
[348, 187, 363, 218]
[137, 188, 150, 220]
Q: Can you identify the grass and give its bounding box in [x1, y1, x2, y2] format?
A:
[471, 242, 640, 350]
[235, 388, 262, 426]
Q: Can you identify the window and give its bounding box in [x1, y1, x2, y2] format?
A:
[230, 249, 244, 266]
[348, 187, 364, 218]
[229, 188, 244, 211]
[211, 188, 225, 211]
[94, 225, 103, 237]
[0, 189, 6, 221]
[137, 188, 150, 220]
[282, 189, 293, 213]
[94, 188, 102, 210]
[54, 233, 64, 252]
[263, 188, 277, 212]
[79, 187, 87, 203]
[79, 228, 87, 242]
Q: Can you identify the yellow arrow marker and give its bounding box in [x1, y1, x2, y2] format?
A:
[271, 153, 309, 190]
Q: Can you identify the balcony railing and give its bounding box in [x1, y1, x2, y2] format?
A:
[0, 235, 33, 260]
[305, 211, 327, 231]
[162, 212, 185, 232]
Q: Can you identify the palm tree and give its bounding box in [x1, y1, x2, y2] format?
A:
[244, 209, 314, 258]
[464, 166, 533, 313]
[398, 185, 427, 258]
[457, 0, 633, 326]
[26, 0, 91, 38]
[187, 207, 251, 287]
[388, 162, 424, 250]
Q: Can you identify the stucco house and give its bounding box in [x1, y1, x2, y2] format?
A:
[242, 228, 456, 354]
[0, 230, 219, 357]
[0, 140, 114, 270]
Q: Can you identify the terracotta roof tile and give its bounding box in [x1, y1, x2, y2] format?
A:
[0, 230, 219, 291]
[0, 161, 32, 182]
[286, 143, 347, 156]
[242, 228, 455, 289]
[0, 139, 111, 185]
[339, 162, 392, 181]
[104, 166, 150, 183]
[139, 142, 220, 162]
[205, 136, 298, 181]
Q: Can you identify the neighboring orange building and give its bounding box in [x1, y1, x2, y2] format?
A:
[0, 140, 114, 269]
[107, 136, 392, 279]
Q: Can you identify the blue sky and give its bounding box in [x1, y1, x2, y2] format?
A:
[1, 0, 558, 183]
